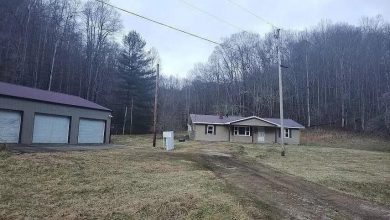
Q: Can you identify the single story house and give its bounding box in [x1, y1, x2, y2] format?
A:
[0, 81, 111, 144]
[188, 114, 305, 144]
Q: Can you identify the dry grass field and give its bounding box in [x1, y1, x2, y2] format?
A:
[301, 128, 390, 152]
[0, 130, 389, 219]
[223, 142, 390, 206]
[173, 131, 390, 207]
[0, 139, 252, 219]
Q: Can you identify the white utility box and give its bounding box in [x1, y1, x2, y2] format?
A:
[163, 131, 174, 151]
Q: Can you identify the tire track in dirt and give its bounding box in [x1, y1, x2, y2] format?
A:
[177, 152, 390, 219]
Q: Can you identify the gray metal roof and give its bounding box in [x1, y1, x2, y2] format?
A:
[262, 118, 305, 128]
[0, 81, 111, 111]
[190, 114, 305, 128]
[190, 114, 243, 124]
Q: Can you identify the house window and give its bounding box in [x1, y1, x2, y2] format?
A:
[285, 128, 291, 138]
[234, 126, 250, 136]
[278, 128, 291, 138]
[207, 125, 214, 135]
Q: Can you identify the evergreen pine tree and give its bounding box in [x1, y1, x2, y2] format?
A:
[117, 31, 156, 134]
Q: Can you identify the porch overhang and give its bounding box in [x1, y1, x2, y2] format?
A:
[228, 116, 278, 127]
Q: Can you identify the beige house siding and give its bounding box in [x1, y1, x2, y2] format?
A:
[193, 124, 229, 142]
[231, 118, 276, 127]
[190, 121, 302, 145]
[252, 127, 277, 143]
[276, 129, 301, 144]
[230, 134, 252, 143]
[266, 128, 277, 143]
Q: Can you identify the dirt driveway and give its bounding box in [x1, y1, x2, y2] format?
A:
[175, 152, 390, 220]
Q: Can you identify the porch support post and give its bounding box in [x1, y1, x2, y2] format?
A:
[251, 126, 254, 143]
[228, 125, 231, 142]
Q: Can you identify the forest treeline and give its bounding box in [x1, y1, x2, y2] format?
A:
[1, 0, 389, 135]
[0, 0, 156, 133]
[159, 17, 390, 135]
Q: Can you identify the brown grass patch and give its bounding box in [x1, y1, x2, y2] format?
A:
[217, 131, 390, 206]
[1, 131, 389, 218]
[0, 143, 251, 219]
[301, 128, 390, 152]
[171, 131, 390, 206]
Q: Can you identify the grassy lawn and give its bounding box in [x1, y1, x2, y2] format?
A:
[301, 128, 390, 152]
[229, 144, 390, 206]
[0, 130, 389, 218]
[0, 139, 252, 219]
[174, 129, 390, 206]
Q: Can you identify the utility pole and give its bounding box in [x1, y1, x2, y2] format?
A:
[186, 82, 190, 125]
[122, 106, 128, 135]
[275, 28, 285, 156]
[152, 64, 160, 147]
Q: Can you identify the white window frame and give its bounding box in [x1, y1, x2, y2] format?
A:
[234, 126, 250, 136]
[284, 128, 291, 138]
[207, 125, 214, 135]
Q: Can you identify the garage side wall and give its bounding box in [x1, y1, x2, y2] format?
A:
[0, 96, 111, 144]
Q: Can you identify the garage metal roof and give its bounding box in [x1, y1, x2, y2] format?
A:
[190, 114, 305, 129]
[0, 81, 111, 111]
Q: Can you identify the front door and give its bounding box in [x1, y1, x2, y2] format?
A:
[257, 128, 265, 143]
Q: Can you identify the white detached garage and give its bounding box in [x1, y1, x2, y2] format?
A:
[0, 81, 112, 145]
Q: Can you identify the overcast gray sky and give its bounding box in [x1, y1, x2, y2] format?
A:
[109, 0, 390, 77]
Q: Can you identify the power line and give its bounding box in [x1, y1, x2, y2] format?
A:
[94, 0, 259, 55]
[94, 0, 222, 46]
[178, 0, 245, 32]
[225, 0, 282, 30]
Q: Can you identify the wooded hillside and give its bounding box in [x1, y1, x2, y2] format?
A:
[159, 17, 390, 135]
[0, 0, 156, 134]
[1, 0, 389, 135]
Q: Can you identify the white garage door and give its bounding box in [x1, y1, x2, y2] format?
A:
[0, 110, 21, 143]
[33, 114, 70, 143]
[78, 119, 105, 144]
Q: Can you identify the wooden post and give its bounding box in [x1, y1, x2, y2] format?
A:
[130, 96, 134, 135]
[122, 106, 128, 135]
[152, 64, 160, 147]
